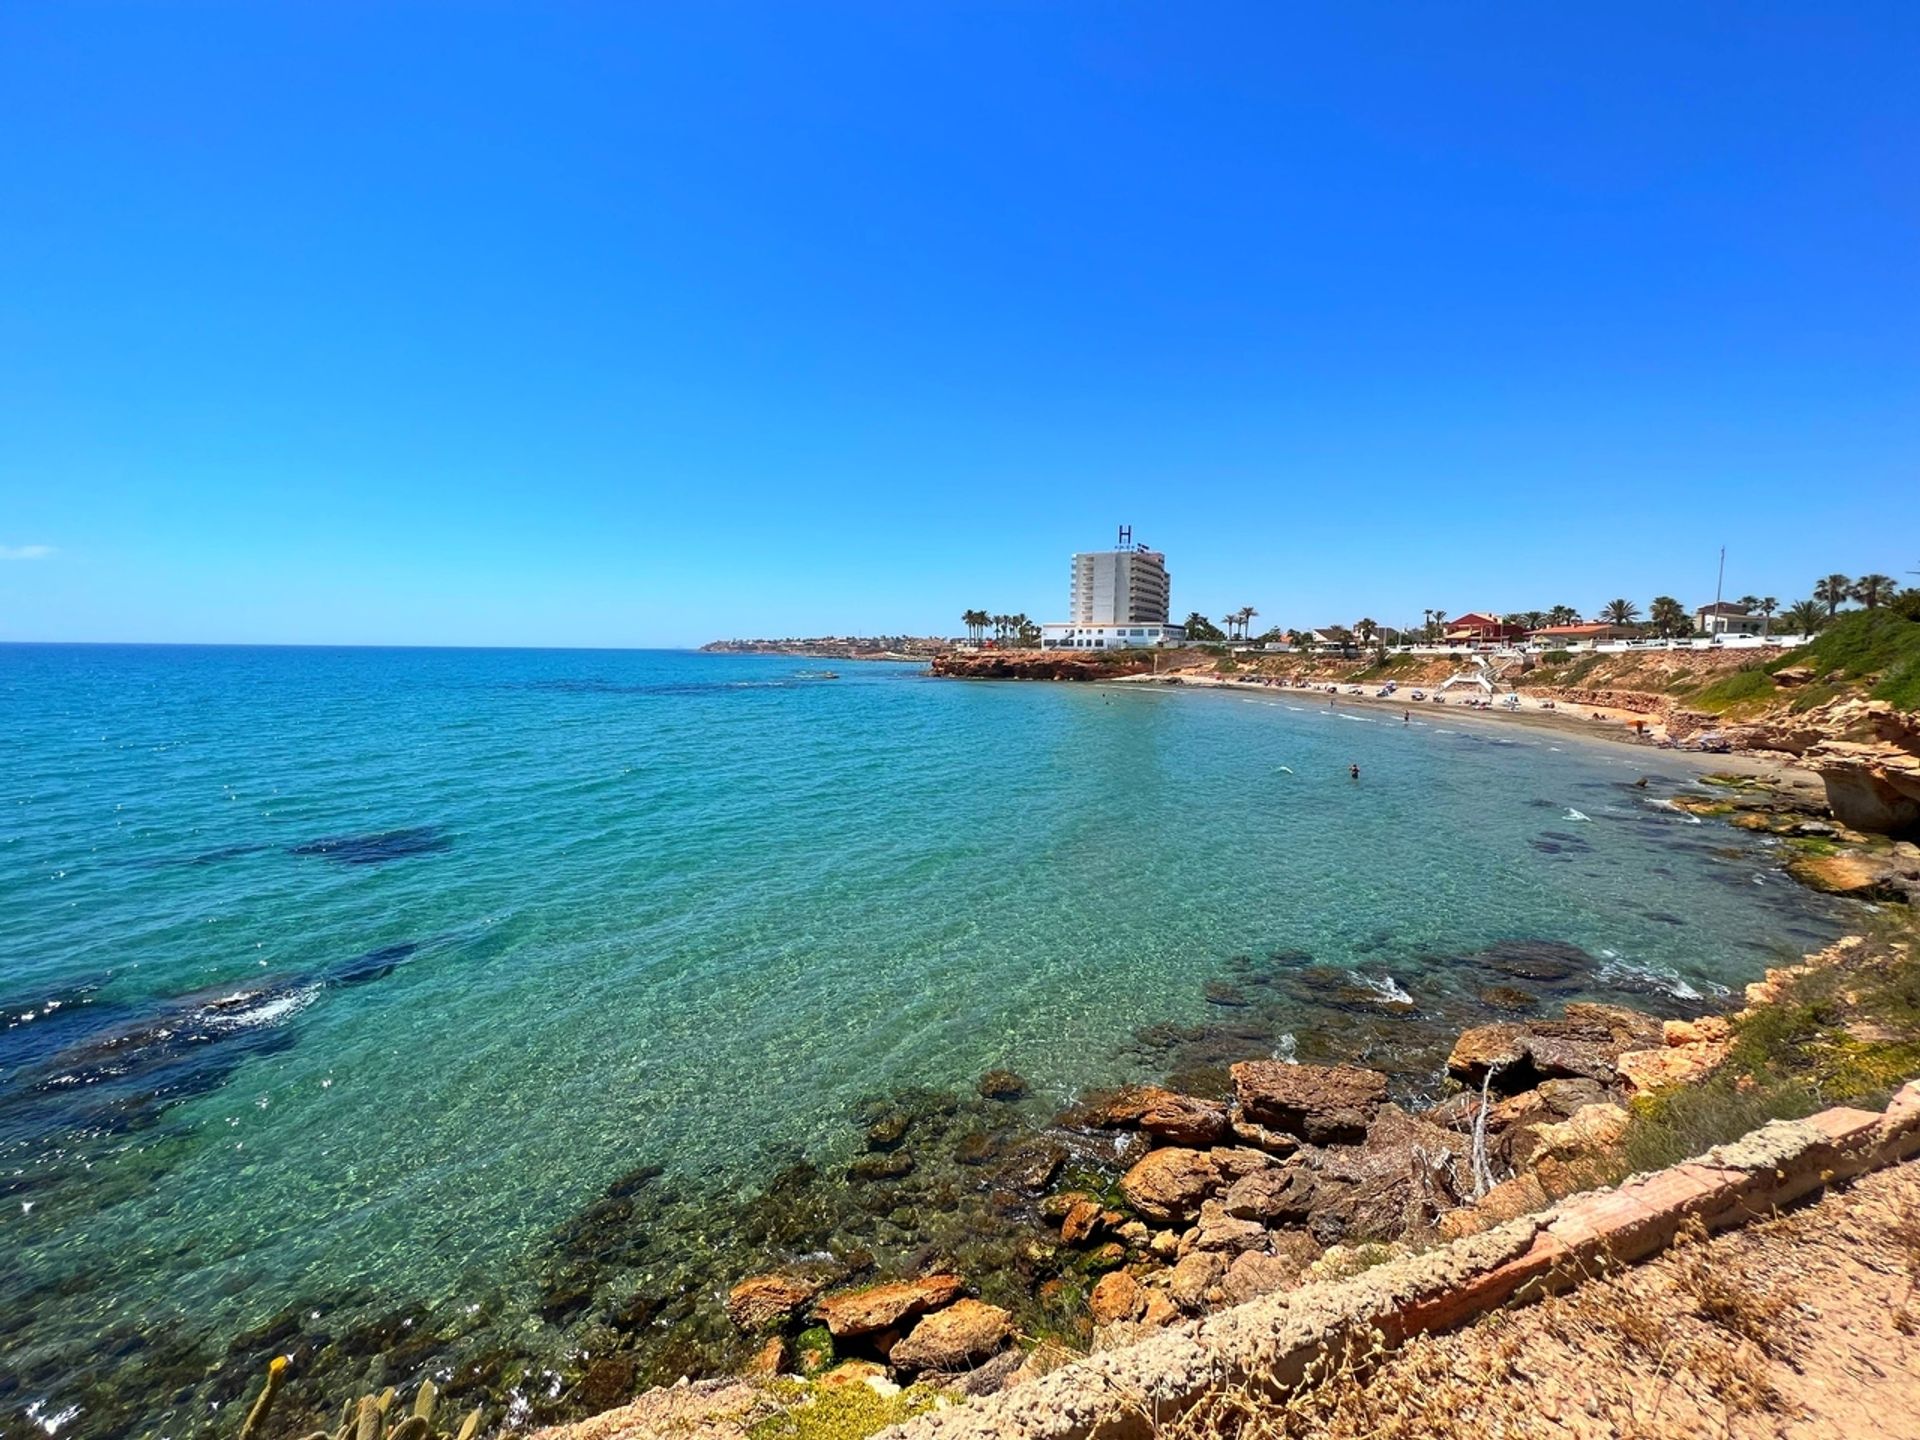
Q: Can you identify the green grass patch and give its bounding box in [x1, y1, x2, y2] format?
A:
[1689, 666, 1779, 713]
[1764, 608, 1920, 711]
[747, 1380, 942, 1440]
[1560, 654, 1605, 686]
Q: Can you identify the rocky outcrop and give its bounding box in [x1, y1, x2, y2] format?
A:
[930, 650, 1162, 681]
[1713, 696, 1920, 838]
[1617, 1016, 1733, 1095]
[874, 1084, 1920, 1440]
[1447, 1004, 1661, 1092]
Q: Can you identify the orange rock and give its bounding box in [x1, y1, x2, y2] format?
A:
[814, 1275, 965, 1339]
[889, 1299, 1013, 1373]
[1119, 1147, 1222, 1223]
[1088, 1270, 1144, 1326]
[725, 1273, 822, 1332]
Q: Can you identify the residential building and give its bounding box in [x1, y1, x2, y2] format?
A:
[1442, 611, 1528, 644]
[1695, 602, 1765, 636]
[1528, 622, 1635, 645]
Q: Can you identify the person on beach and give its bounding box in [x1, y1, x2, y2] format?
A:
[1403, 710, 1410, 723]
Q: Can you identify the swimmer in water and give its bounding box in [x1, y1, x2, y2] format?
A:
[1349, 763, 1360, 780]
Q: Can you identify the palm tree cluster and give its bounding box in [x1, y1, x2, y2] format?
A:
[1221, 605, 1260, 641]
[959, 610, 1036, 645]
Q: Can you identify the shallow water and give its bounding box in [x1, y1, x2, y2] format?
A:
[0, 646, 1848, 1432]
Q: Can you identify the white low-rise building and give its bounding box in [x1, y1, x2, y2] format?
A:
[1040, 622, 1185, 649]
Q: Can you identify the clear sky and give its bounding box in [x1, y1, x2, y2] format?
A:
[2, 4, 1915, 647]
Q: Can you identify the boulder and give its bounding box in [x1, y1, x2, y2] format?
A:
[1177, 1199, 1267, 1256]
[887, 1299, 1012, 1373]
[726, 1273, 823, 1332]
[1133, 1088, 1231, 1146]
[1119, 1147, 1222, 1223]
[814, 1275, 965, 1339]
[1305, 1107, 1473, 1242]
[1166, 1251, 1227, 1312]
[1059, 1199, 1103, 1246]
[1220, 1161, 1317, 1224]
[1231, 1062, 1388, 1143]
[1220, 1247, 1310, 1305]
[1088, 1270, 1144, 1326]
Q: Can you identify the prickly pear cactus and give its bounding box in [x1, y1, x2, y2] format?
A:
[237, 1358, 482, 1440]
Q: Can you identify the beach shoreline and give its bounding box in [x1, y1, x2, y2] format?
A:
[1108, 670, 1819, 793]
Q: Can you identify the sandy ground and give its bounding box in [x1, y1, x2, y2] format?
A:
[1114, 672, 1817, 793]
[1250, 1157, 1920, 1440]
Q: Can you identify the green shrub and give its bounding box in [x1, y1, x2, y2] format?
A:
[1541, 650, 1573, 664]
[1690, 666, 1778, 713]
[1764, 608, 1920, 711]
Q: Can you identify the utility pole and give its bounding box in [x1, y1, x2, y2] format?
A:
[1714, 546, 1726, 611]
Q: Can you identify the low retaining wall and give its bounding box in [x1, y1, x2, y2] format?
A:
[883, 1081, 1920, 1440]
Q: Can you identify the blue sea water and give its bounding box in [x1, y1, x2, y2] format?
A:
[0, 645, 1847, 1432]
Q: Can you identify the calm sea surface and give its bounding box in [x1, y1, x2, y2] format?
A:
[0, 645, 1846, 1432]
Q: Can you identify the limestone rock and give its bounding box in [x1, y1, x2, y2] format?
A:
[1221, 1162, 1317, 1224]
[1126, 1087, 1232, 1146]
[1059, 1199, 1103, 1245]
[1166, 1251, 1227, 1312]
[888, 1298, 1013, 1373]
[1221, 1247, 1310, 1305]
[1119, 1147, 1222, 1223]
[814, 1275, 965, 1339]
[1178, 1199, 1268, 1256]
[1088, 1270, 1144, 1326]
[726, 1273, 823, 1332]
[1618, 1016, 1733, 1095]
[1231, 1062, 1389, 1143]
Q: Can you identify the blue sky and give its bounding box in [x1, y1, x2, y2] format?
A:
[2, 3, 1915, 646]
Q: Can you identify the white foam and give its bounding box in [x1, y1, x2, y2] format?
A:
[1564, 808, 1590, 822]
[1357, 973, 1413, 1005]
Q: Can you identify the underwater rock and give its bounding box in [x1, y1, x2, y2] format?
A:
[977, 1070, 1028, 1101]
[288, 826, 453, 864]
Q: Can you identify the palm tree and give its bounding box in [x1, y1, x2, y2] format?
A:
[1356, 617, 1378, 650]
[1814, 573, 1852, 617]
[1758, 596, 1778, 636]
[961, 609, 988, 643]
[1648, 596, 1687, 637]
[1782, 599, 1826, 636]
[1240, 606, 1258, 642]
[1853, 574, 1898, 609]
[1523, 611, 1546, 631]
[1601, 598, 1640, 627]
[1547, 605, 1579, 626]
[1429, 609, 1447, 641]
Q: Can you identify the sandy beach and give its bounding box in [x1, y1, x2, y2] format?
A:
[1112, 670, 1818, 793]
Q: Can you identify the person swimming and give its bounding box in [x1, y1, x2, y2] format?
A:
[1349, 763, 1360, 780]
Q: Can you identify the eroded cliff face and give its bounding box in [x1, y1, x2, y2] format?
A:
[1710, 697, 1920, 838]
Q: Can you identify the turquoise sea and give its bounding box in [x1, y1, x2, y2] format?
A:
[0, 645, 1848, 1435]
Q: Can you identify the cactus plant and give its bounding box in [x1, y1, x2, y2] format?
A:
[237, 1362, 481, 1440]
